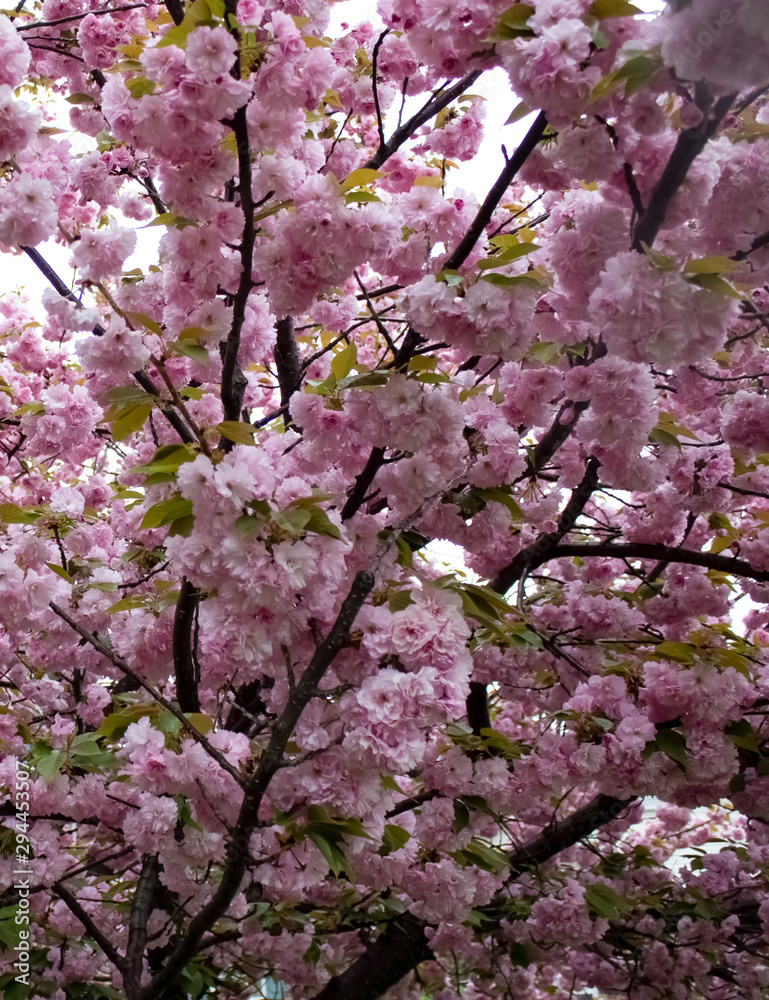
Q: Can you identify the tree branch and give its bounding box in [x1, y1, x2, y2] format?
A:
[443, 111, 548, 272]
[124, 854, 160, 998]
[363, 70, 483, 171]
[493, 456, 600, 595]
[528, 541, 769, 584]
[172, 578, 201, 714]
[632, 91, 735, 251]
[274, 316, 303, 421]
[52, 883, 126, 972]
[137, 570, 376, 1000]
[309, 793, 635, 1000]
[49, 602, 243, 785]
[162, 0, 184, 25]
[220, 1, 254, 429]
[371, 30, 390, 150]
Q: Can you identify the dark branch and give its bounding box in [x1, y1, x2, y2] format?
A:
[530, 541, 769, 584]
[466, 681, 492, 736]
[124, 854, 160, 998]
[443, 111, 548, 271]
[274, 316, 303, 421]
[137, 570, 376, 1000]
[52, 883, 126, 972]
[309, 793, 635, 1000]
[363, 70, 483, 171]
[371, 30, 391, 149]
[163, 0, 184, 25]
[172, 578, 201, 714]
[632, 91, 735, 251]
[493, 456, 600, 595]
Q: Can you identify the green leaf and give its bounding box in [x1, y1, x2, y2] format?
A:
[217, 420, 257, 445]
[144, 211, 196, 229]
[130, 444, 197, 477]
[170, 341, 209, 364]
[528, 340, 560, 365]
[66, 92, 95, 105]
[654, 727, 688, 769]
[492, 3, 535, 39]
[480, 728, 526, 758]
[584, 882, 632, 921]
[591, 53, 661, 103]
[107, 594, 148, 614]
[686, 273, 742, 299]
[305, 507, 342, 540]
[140, 494, 193, 530]
[184, 713, 214, 735]
[330, 342, 357, 380]
[307, 830, 348, 877]
[388, 589, 414, 613]
[125, 76, 156, 99]
[124, 311, 162, 336]
[111, 401, 154, 441]
[453, 799, 470, 834]
[345, 191, 381, 204]
[45, 562, 72, 583]
[344, 372, 389, 389]
[650, 426, 682, 450]
[588, 0, 641, 16]
[379, 824, 410, 856]
[654, 641, 696, 663]
[340, 168, 387, 192]
[477, 243, 539, 269]
[96, 704, 158, 742]
[453, 840, 509, 874]
[684, 255, 736, 276]
[505, 101, 532, 125]
[178, 325, 214, 341]
[156, 0, 214, 48]
[303, 939, 322, 964]
[724, 719, 760, 754]
[102, 385, 154, 407]
[0, 503, 41, 525]
[273, 508, 311, 533]
[35, 747, 64, 782]
[174, 795, 201, 831]
[474, 486, 524, 519]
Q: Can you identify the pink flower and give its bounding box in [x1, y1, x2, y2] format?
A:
[0, 86, 40, 162]
[185, 27, 237, 81]
[0, 173, 57, 248]
[70, 224, 137, 282]
[0, 15, 31, 88]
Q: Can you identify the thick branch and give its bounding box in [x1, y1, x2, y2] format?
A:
[137, 571, 375, 1000]
[493, 456, 600, 595]
[124, 854, 160, 998]
[172, 578, 201, 714]
[632, 92, 735, 251]
[220, 10, 254, 429]
[52, 883, 126, 972]
[162, 0, 184, 25]
[363, 70, 483, 171]
[274, 316, 303, 418]
[340, 446, 386, 522]
[443, 111, 548, 272]
[466, 680, 492, 735]
[529, 542, 769, 584]
[309, 793, 634, 1000]
[49, 602, 242, 784]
